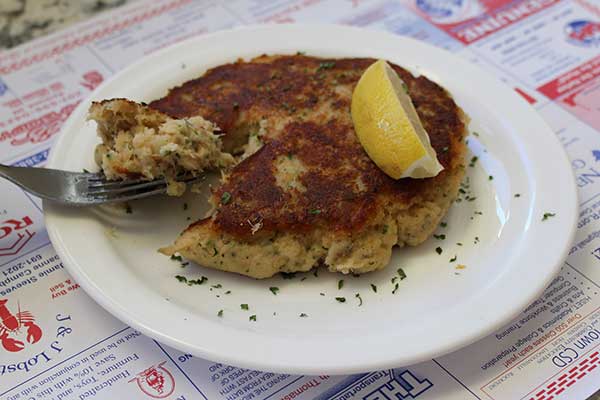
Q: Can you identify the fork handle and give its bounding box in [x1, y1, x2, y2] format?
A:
[0, 163, 75, 202]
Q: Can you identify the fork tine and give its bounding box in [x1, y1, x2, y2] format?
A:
[87, 179, 167, 195]
[84, 186, 169, 204]
[86, 176, 160, 188]
[82, 174, 205, 203]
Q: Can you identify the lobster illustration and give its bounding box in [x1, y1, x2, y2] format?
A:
[0, 299, 43, 352]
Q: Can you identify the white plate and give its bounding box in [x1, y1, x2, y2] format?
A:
[44, 24, 577, 374]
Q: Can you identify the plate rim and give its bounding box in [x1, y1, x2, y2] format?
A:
[44, 23, 578, 374]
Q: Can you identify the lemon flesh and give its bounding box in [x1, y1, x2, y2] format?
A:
[351, 60, 443, 179]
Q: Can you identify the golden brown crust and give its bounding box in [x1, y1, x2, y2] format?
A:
[151, 55, 466, 240]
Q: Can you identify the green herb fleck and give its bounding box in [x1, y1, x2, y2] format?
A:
[240, 304, 249, 310]
[435, 247, 443, 255]
[296, 51, 306, 55]
[309, 209, 322, 215]
[82, 168, 90, 173]
[187, 276, 208, 286]
[338, 280, 344, 290]
[355, 293, 363, 306]
[542, 212, 556, 221]
[371, 284, 377, 293]
[391, 276, 398, 284]
[211, 284, 222, 289]
[488, 175, 494, 180]
[335, 297, 346, 303]
[175, 275, 187, 283]
[217, 309, 223, 317]
[474, 236, 480, 244]
[469, 156, 478, 167]
[220, 191, 232, 205]
[320, 292, 325, 296]
[317, 61, 336, 71]
[449, 255, 457, 263]
[299, 313, 308, 317]
[440, 222, 447, 228]
[433, 234, 446, 240]
[473, 131, 480, 137]
[382, 225, 389, 234]
[269, 287, 279, 295]
[249, 315, 257, 322]
[392, 283, 400, 294]
[225, 290, 231, 295]
[514, 193, 521, 198]
[398, 268, 407, 280]
[457, 242, 463, 246]
[281, 272, 297, 280]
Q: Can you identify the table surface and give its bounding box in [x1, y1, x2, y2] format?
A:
[1, 1, 599, 399]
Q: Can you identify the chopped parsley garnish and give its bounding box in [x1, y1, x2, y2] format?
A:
[392, 283, 399, 294]
[309, 209, 322, 215]
[433, 234, 446, 240]
[488, 175, 494, 180]
[281, 272, 297, 279]
[299, 313, 308, 317]
[457, 242, 463, 246]
[382, 225, 389, 234]
[82, 168, 90, 173]
[542, 212, 556, 221]
[187, 276, 208, 286]
[125, 204, 132, 214]
[449, 255, 457, 263]
[391, 276, 398, 284]
[220, 192, 232, 205]
[514, 193, 521, 198]
[371, 284, 377, 293]
[217, 309, 223, 317]
[435, 247, 443, 255]
[338, 279, 344, 290]
[183, 203, 188, 210]
[335, 297, 346, 303]
[240, 304, 249, 310]
[175, 275, 187, 283]
[269, 287, 279, 295]
[472, 131, 480, 137]
[398, 268, 407, 280]
[320, 292, 325, 296]
[249, 315, 257, 322]
[225, 290, 231, 295]
[317, 61, 336, 71]
[467, 196, 476, 202]
[211, 284, 222, 289]
[474, 211, 483, 215]
[296, 51, 306, 55]
[355, 293, 363, 306]
[440, 222, 447, 228]
[469, 156, 478, 167]
[300, 277, 307, 281]
[474, 236, 480, 244]
[287, 152, 294, 159]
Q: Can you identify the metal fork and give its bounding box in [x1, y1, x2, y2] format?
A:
[0, 164, 203, 205]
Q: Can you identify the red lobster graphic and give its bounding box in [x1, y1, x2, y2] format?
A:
[0, 299, 42, 352]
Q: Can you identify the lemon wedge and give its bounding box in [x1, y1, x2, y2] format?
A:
[351, 59, 443, 179]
